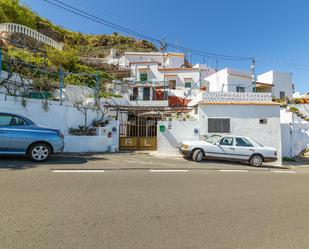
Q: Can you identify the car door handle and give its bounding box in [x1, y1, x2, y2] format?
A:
[0, 131, 5, 134]
[250, 149, 255, 151]
[229, 148, 235, 150]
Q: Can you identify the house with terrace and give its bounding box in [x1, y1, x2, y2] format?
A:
[107, 50, 215, 105]
[205, 68, 294, 99]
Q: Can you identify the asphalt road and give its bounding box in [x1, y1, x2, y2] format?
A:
[1, 153, 309, 249]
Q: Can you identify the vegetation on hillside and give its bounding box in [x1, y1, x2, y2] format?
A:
[0, 0, 157, 97]
[0, 0, 157, 54]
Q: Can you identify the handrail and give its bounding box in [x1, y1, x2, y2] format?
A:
[0, 22, 63, 50]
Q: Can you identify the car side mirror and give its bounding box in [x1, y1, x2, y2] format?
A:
[215, 142, 220, 146]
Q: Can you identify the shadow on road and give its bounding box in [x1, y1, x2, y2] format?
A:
[182, 157, 289, 169]
[0, 153, 109, 170]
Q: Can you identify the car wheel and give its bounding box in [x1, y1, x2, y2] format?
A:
[29, 143, 51, 162]
[249, 154, 263, 167]
[192, 149, 204, 162]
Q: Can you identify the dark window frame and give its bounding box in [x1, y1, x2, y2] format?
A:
[235, 137, 253, 147]
[236, 86, 245, 92]
[219, 137, 234, 146]
[259, 119, 268, 124]
[140, 73, 148, 82]
[10, 116, 29, 126]
[208, 118, 230, 133]
[0, 114, 28, 126]
[184, 82, 192, 88]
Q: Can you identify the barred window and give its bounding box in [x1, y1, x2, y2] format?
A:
[208, 118, 230, 133]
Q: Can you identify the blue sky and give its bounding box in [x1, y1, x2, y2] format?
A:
[22, 0, 309, 93]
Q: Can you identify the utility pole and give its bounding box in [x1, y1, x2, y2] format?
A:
[251, 57, 256, 92]
[59, 66, 63, 104]
[0, 47, 2, 82]
[160, 38, 167, 100]
[95, 73, 100, 107]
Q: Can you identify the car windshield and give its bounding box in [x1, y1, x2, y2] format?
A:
[205, 134, 222, 144]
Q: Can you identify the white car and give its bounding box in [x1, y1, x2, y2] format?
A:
[179, 135, 277, 167]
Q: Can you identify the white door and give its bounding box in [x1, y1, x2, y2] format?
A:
[216, 137, 236, 159]
[232, 137, 255, 160]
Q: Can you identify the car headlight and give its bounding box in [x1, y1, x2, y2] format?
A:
[182, 144, 189, 150]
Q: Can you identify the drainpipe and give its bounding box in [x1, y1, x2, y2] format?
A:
[289, 122, 294, 158]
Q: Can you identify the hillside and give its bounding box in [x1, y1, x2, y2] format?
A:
[0, 0, 158, 93]
[0, 0, 157, 55]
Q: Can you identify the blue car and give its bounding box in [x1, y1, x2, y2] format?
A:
[0, 113, 65, 162]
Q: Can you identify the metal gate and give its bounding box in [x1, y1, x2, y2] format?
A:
[119, 117, 157, 150]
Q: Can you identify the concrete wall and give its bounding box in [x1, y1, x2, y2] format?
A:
[199, 104, 282, 165]
[0, 95, 100, 133]
[280, 108, 309, 157]
[157, 121, 200, 155]
[64, 121, 119, 153]
[0, 94, 119, 153]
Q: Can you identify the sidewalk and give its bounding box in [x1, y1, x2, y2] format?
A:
[287, 157, 309, 168]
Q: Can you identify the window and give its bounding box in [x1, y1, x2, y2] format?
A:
[220, 137, 234, 146]
[143, 87, 150, 101]
[0, 115, 13, 126]
[208, 119, 230, 133]
[168, 80, 176, 89]
[236, 86, 245, 92]
[140, 73, 147, 82]
[280, 91, 285, 99]
[236, 137, 253, 147]
[132, 87, 138, 101]
[185, 82, 191, 88]
[10, 116, 27, 126]
[0, 115, 27, 126]
[260, 119, 267, 124]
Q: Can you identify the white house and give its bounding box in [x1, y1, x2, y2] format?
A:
[107, 50, 215, 102]
[205, 68, 294, 99]
[257, 71, 294, 99]
[205, 68, 254, 93]
[158, 92, 283, 165]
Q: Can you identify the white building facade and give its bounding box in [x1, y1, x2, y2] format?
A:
[257, 71, 294, 99]
[205, 68, 294, 99]
[157, 92, 283, 165]
[108, 50, 215, 101]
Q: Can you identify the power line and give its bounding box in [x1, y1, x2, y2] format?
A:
[40, 0, 252, 61]
[256, 57, 309, 68]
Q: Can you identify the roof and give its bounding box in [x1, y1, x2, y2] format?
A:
[124, 52, 184, 57]
[158, 67, 200, 72]
[129, 61, 159, 65]
[255, 82, 275, 87]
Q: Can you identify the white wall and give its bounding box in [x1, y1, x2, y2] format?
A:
[123, 52, 185, 68]
[280, 108, 309, 157]
[257, 71, 293, 99]
[130, 64, 207, 99]
[0, 95, 101, 133]
[205, 68, 253, 93]
[199, 104, 282, 165]
[0, 94, 120, 153]
[157, 121, 200, 155]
